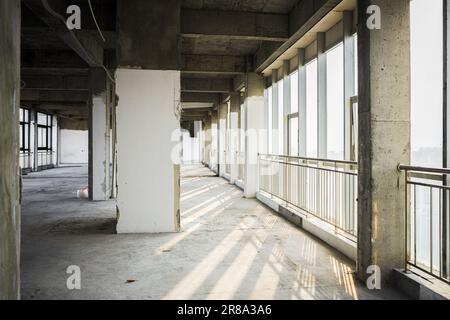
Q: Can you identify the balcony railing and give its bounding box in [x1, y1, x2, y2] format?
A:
[258, 154, 358, 240]
[399, 164, 450, 284]
[20, 152, 33, 171]
[37, 150, 55, 169]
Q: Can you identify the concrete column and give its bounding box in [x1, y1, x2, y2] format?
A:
[90, 95, 110, 200]
[229, 93, 240, 184]
[244, 73, 266, 198]
[89, 68, 111, 201]
[0, 0, 21, 300]
[210, 110, 219, 174]
[116, 69, 180, 233]
[115, 0, 181, 233]
[357, 0, 410, 286]
[218, 103, 227, 177]
[204, 116, 212, 166]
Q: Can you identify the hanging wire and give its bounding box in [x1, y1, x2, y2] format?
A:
[87, 0, 106, 42]
[40, 0, 115, 84]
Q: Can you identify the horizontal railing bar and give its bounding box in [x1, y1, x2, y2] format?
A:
[259, 153, 358, 166]
[260, 159, 357, 176]
[399, 164, 450, 175]
[406, 181, 450, 190]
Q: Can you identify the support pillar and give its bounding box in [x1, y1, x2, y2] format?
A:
[244, 73, 266, 198]
[357, 0, 410, 286]
[0, 0, 21, 300]
[218, 102, 227, 177]
[115, 0, 181, 233]
[89, 68, 111, 201]
[229, 93, 240, 183]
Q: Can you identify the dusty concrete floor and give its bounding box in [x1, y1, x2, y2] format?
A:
[21, 164, 407, 300]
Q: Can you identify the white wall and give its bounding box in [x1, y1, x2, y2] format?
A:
[182, 121, 202, 163]
[60, 129, 88, 164]
[116, 69, 180, 234]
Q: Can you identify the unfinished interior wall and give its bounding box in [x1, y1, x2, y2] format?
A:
[0, 0, 21, 300]
[60, 130, 89, 164]
[116, 69, 180, 233]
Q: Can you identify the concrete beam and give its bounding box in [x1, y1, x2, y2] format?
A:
[181, 92, 221, 104]
[22, 49, 88, 69]
[181, 78, 231, 93]
[21, 89, 89, 103]
[181, 9, 289, 42]
[21, 74, 88, 91]
[254, 0, 342, 73]
[21, 67, 89, 76]
[182, 54, 248, 75]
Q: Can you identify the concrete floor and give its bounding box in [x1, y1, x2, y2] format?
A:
[21, 164, 407, 300]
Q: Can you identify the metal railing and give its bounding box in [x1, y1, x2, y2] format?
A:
[399, 164, 450, 284]
[20, 152, 33, 171]
[37, 150, 56, 169]
[259, 154, 358, 240]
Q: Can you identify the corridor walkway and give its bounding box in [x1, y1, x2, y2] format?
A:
[21, 164, 406, 299]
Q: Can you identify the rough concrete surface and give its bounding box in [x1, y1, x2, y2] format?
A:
[21, 165, 407, 299]
[0, 0, 21, 300]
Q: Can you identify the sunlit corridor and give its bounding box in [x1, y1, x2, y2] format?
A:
[20, 164, 405, 300]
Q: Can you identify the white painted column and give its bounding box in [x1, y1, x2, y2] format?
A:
[90, 95, 110, 201]
[244, 73, 266, 198]
[210, 111, 219, 173]
[229, 94, 239, 184]
[116, 69, 180, 234]
[218, 103, 227, 177]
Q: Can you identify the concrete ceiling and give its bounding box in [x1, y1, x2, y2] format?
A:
[20, 0, 346, 123]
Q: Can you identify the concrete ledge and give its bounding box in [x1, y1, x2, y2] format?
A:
[394, 269, 450, 300]
[235, 179, 244, 190]
[256, 191, 357, 261]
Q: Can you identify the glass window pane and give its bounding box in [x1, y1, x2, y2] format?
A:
[38, 113, 47, 125]
[411, 0, 443, 167]
[306, 59, 318, 158]
[20, 125, 23, 149]
[326, 43, 344, 160]
[20, 108, 24, 122]
[268, 87, 273, 154]
[290, 71, 299, 113]
[289, 117, 299, 156]
[24, 124, 29, 150]
[278, 80, 284, 154]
